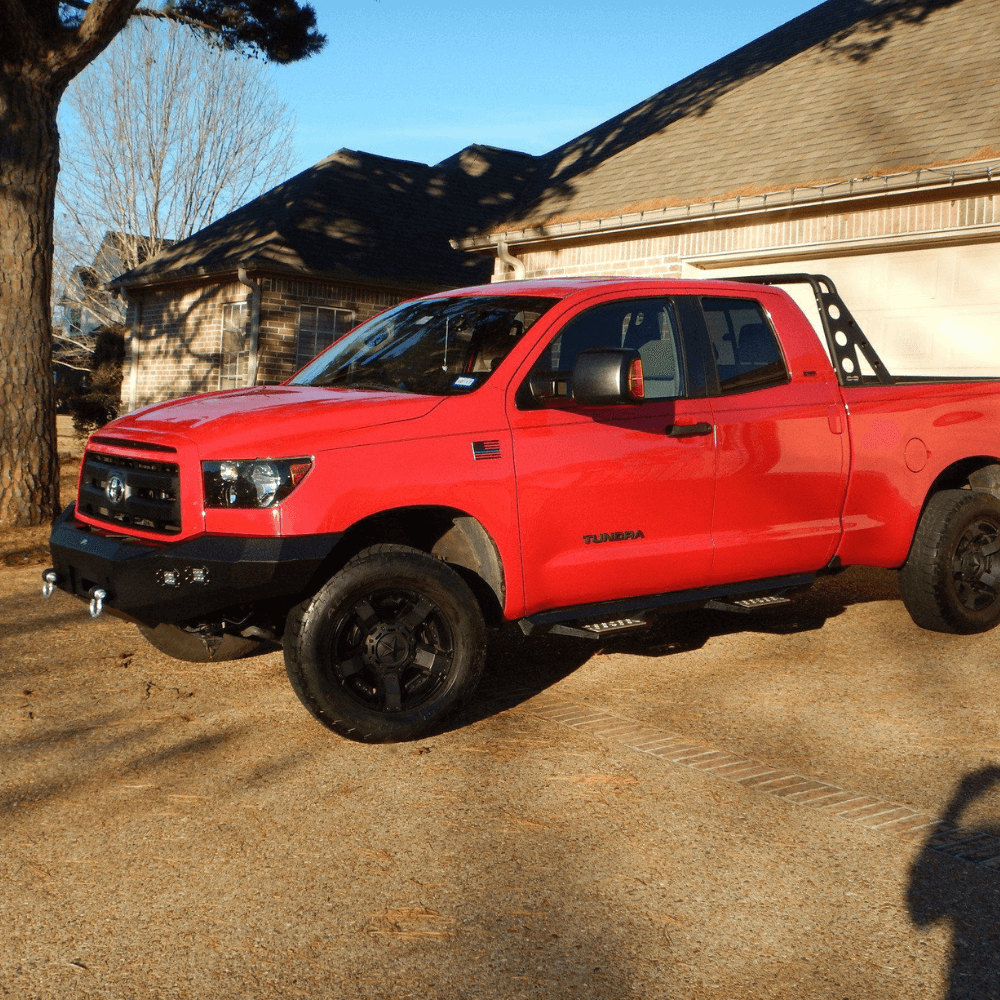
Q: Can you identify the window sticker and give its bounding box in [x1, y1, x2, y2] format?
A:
[453, 376, 478, 388]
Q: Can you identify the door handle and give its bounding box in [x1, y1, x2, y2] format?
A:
[665, 422, 713, 438]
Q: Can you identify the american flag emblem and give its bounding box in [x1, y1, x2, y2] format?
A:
[472, 440, 501, 461]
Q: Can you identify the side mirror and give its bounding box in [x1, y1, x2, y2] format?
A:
[527, 373, 559, 404]
[571, 349, 645, 406]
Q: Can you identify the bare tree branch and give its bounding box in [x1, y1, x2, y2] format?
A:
[51, 329, 94, 371]
[55, 18, 294, 330]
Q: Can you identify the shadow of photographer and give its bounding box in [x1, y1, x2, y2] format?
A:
[907, 766, 1000, 999]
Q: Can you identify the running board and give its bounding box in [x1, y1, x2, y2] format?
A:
[518, 574, 814, 639]
[546, 617, 649, 640]
[705, 595, 792, 614]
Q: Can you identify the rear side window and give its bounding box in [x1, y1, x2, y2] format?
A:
[702, 298, 788, 394]
[532, 298, 685, 400]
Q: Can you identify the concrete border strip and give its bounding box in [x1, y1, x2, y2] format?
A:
[513, 691, 1000, 871]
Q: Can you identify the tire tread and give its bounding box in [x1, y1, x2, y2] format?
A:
[899, 489, 1000, 634]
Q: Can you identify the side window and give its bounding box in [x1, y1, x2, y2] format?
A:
[701, 297, 788, 394]
[527, 298, 685, 402]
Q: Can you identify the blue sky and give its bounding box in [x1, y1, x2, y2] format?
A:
[276, 0, 816, 174]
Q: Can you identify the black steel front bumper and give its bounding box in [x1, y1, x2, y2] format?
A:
[48, 505, 342, 625]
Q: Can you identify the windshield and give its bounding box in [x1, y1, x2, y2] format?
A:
[288, 295, 557, 395]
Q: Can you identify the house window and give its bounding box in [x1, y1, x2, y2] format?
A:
[296, 306, 354, 371]
[219, 301, 248, 390]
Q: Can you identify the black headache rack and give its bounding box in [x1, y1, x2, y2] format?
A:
[722, 273, 894, 387]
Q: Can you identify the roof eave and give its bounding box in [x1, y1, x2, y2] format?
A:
[454, 158, 1000, 251]
[109, 258, 454, 295]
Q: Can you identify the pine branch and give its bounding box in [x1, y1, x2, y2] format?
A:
[49, 0, 139, 80]
[60, 0, 221, 36]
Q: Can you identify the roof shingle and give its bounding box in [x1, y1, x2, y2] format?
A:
[117, 0, 999, 286]
[112, 144, 539, 289]
[503, 0, 1000, 230]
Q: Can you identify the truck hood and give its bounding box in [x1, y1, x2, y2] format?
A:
[109, 385, 445, 456]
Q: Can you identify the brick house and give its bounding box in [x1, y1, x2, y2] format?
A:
[457, 0, 1000, 378]
[111, 145, 535, 408]
[117, 0, 1000, 406]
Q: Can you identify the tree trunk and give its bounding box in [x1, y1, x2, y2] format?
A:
[0, 70, 63, 526]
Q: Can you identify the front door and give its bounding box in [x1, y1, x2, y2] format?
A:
[509, 295, 717, 617]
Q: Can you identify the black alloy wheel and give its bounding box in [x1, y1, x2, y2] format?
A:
[952, 516, 1000, 612]
[329, 587, 456, 715]
[284, 544, 487, 741]
[900, 489, 1000, 634]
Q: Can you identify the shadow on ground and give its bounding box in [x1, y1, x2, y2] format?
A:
[908, 766, 1000, 1000]
[448, 565, 902, 732]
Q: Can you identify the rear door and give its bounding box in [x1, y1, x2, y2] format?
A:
[509, 293, 717, 616]
[694, 295, 849, 585]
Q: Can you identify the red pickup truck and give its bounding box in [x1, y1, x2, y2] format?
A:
[46, 275, 1000, 741]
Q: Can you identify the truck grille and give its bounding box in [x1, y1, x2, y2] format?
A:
[78, 451, 182, 535]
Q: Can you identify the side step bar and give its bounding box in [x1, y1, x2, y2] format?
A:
[705, 594, 792, 614]
[518, 574, 814, 640]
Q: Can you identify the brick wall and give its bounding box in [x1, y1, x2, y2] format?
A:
[496, 187, 1000, 280]
[125, 281, 239, 409]
[123, 275, 417, 410]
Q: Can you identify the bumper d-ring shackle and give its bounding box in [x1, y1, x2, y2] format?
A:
[40, 569, 107, 618]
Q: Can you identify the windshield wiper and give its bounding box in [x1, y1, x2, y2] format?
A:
[318, 377, 412, 393]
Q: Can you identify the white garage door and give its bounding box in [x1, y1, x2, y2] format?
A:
[685, 243, 1000, 378]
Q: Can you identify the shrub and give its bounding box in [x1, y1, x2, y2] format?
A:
[66, 325, 127, 434]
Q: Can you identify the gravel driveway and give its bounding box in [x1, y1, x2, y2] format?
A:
[2, 556, 999, 999]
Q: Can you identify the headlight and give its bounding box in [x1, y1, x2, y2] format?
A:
[202, 458, 312, 508]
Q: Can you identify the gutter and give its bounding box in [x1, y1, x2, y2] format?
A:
[237, 266, 261, 387]
[495, 238, 525, 280]
[453, 157, 1000, 252]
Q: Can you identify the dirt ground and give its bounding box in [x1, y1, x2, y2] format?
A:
[1, 423, 999, 998]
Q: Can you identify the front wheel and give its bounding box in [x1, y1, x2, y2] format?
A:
[283, 544, 487, 742]
[899, 489, 1000, 634]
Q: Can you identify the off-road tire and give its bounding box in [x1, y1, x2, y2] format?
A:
[137, 623, 269, 662]
[899, 489, 1000, 634]
[283, 544, 487, 742]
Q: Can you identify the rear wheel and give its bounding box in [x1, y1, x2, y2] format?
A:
[284, 544, 487, 742]
[899, 489, 1000, 633]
